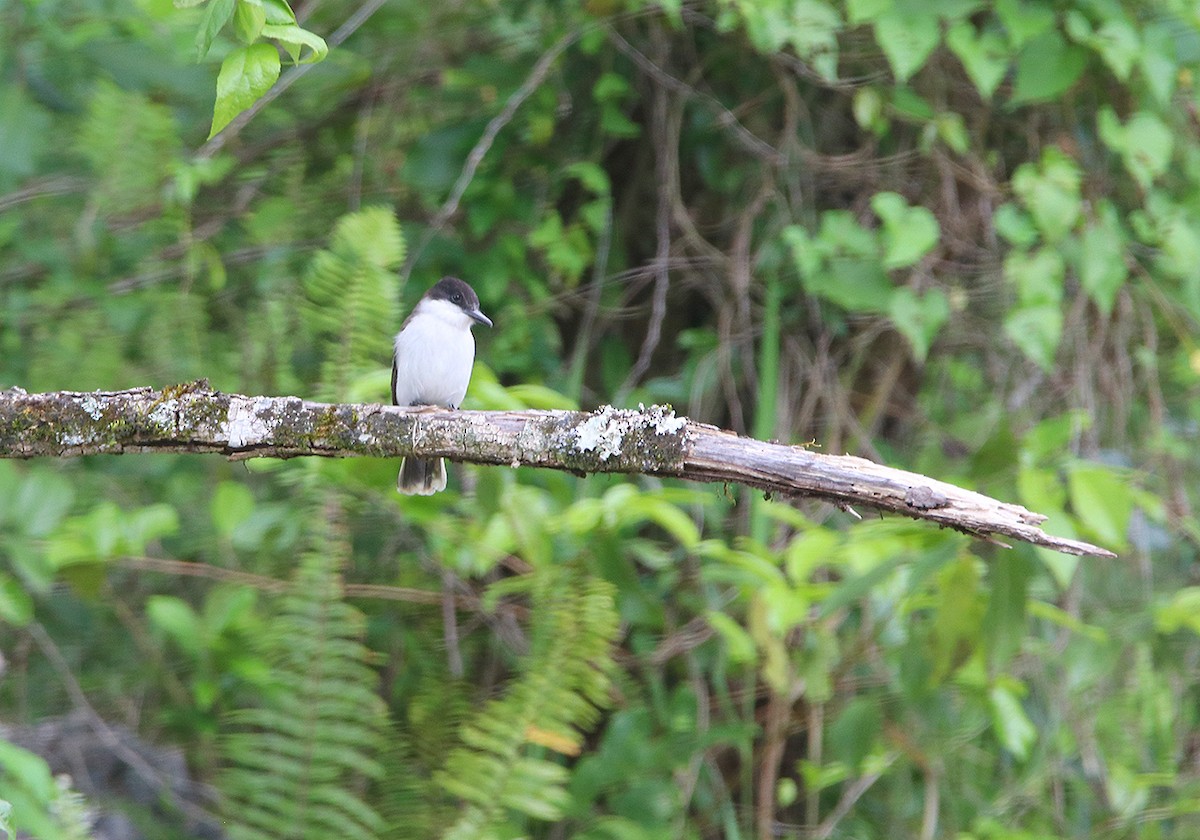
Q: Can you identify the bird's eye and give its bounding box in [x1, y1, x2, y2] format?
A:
[452, 293, 463, 303]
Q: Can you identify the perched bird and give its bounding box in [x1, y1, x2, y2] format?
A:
[391, 277, 492, 494]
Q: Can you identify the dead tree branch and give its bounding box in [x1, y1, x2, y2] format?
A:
[0, 383, 1115, 558]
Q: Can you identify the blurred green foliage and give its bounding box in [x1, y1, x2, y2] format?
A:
[2, 0, 1199, 837]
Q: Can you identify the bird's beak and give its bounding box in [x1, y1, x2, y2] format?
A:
[468, 308, 493, 328]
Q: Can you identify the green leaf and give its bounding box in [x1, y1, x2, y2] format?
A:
[618, 495, 700, 549]
[846, 0, 892, 25]
[782, 0, 842, 81]
[529, 212, 594, 285]
[1029, 600, 1107, 641]
[874, 10, 940, 83]
[934, 111, 969, 153]
[127, 503, 181, 549]
[989, 684, 1036, 760]
[1076, 203, 1128, 315]
[814, 258, 893, 312]
[563, 161, 612, 196]
[0, 572, 33, 626]
[946, 21, 1010, 98]
[260, 23, 328, 64]
[890, 86, 934, 120]
[0, 741, 56, 802]
[1155, 587, 1200, 636]
[852, 86, 886, 133]
[1138, 196, 1200, 285]
[1091, 18, 1140, 81]
[818, 554, 908, 618]
[888, 287, 949, 362]
[1010, 31, 1087, 105]
[783, 225, 819, 283]
[592, 71, 631, 103]
[993, 203, 1038, 248]
[1066, 12, 1139, 83]
[995, 0, 1055, 49]
[211, 481, 255, 536]
[1067, 464, 1133, 550]
[931, 556, 983, 680]
[599, 103, 642, 139]
[1139, 22, 1178, 106]
[1004, 304, 1062, 370]
[1123, 113, 1174, 188]
[1018, 462, 1066, 520]
[728, 0, 841, 77]
[195, 0, 237, 59]
[503, 384, 579, 410]
[828, 696, 883, 769]
[0, 87, 52, 188]
[209, 42, 281, 139]
[871, 191, 940, 268]
[789, 211, 895, 312]
[12, 470, 73, 538]
[1023, 411, 1089, 464]
[706, 611, 757, 664]
[983, 553, 1032, 666]
[1005, 247, 1064, 309]
[147, 596, 203, 657]
[232, 0, 266, 44]
[260, 0, 296, 24]
[202, 585, 258, 636]
[1011, 148, 1081, 243]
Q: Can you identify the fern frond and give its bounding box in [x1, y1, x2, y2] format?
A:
[301, 207, 404, 401]
[435, 566, 620, 840]
[49, 776, 93, 840]
[77, 79, 181, 215]
[373, 679, 474, 839]
[219, 520, 387, 840]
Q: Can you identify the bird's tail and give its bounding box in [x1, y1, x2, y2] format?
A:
[397, 457, 447, 495]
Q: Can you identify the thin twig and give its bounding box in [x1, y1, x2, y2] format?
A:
[810, 752, 899, 840]
[566, 198, 614, 401]
[120, 556, 290, 592]
[400, 31, 578, 284]
[441, 566, 464, 678]
[619, 23, 674, 397]
[0, 176, 88, 213]
[26, 622, 222, 832]
[607, 27, 785, 166]
[197, 0, 389, 158]
[118, 556, 484, 607]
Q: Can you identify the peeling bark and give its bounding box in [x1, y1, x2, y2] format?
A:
[0, 383, 1116, 558]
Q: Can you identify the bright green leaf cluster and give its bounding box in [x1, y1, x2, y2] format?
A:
[190, 0, 329, 138]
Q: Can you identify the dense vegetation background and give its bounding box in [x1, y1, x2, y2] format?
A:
[2, 0, 1199, 837]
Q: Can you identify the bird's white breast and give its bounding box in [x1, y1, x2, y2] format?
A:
[392, 298, 477, 408]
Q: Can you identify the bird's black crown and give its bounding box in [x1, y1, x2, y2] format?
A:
[427, 276, 481, 311]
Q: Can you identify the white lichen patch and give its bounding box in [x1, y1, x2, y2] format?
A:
[147, 400, 177, 431]
[574, 404, 689, 462]
[78, 394, 105, 420]
[224, 396, 275, 448]
[640, 403, 687, 435]
[574, 405, 627, 461]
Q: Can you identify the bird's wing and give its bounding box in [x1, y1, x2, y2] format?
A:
[390, 354, 399, 406]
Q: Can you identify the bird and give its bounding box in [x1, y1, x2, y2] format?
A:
[392, 276, 492, 494]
